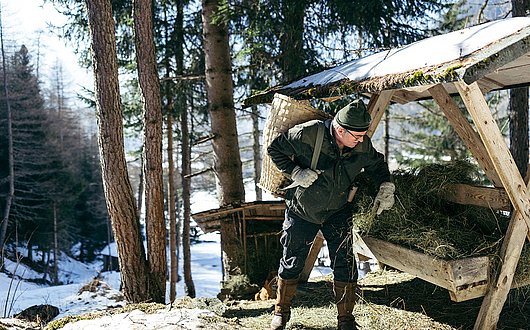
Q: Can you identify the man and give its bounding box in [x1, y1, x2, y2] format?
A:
[267, 99, 395, 330]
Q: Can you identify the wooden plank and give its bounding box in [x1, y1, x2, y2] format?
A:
[366, 90, 394, 138]
[362, 236, 489, 293]
[351, 230, 376, 260]
[449, 282, 489, 302]
[244, 216, 284, 221]
[428, 84, 503, 187]
[474, 210, 528, 329]
[454, 81, 530, 330]
[358, 235, 528, 303]
[299, 230, 325, 283]
[456, 81, 530, 228]
[442, 183, 511, 211]
[450, 257, 490, 290]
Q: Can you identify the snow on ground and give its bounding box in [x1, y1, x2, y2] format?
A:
[0, 229, 380, 329]
[59, 307, 216, 330]
[0, 232, 223, 320]
[0, 189, 373, 329]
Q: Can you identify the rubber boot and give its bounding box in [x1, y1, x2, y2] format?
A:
[270, 277, 298, 330]
[334, 280, 360, 330]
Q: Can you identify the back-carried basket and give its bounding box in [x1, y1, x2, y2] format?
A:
[259, 93, 332, 197]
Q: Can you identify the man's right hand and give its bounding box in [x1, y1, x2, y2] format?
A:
[291, 166, 319, 188]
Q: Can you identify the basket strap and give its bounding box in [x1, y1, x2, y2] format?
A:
[311, 124, 324, 170]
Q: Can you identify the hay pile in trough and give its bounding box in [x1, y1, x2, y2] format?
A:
[351, 161, 529, 268]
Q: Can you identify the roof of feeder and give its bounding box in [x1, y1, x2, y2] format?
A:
[243, 17, 530, 106]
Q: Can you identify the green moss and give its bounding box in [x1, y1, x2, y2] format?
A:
[334, 82, 361, 96]
[45, 315, 88, 330]
[404, 71, 434, 87]
[116, 302, 166, 314]
[441, 64, 463, 79]
[473, 54, 499, 71]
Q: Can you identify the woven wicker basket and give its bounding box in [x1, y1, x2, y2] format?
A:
[259, 93, 332, 197]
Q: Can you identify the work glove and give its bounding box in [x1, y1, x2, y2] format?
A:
[374, 182, 395, 215]
[291, 166, 319, 188]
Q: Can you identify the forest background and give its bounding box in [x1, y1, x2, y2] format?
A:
[1, 0, 529, 309]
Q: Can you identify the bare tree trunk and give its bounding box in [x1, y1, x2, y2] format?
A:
[0, 7, 14, 264]
[509, 0, 529, 177]
[137, 153, 144, 216]
[202, 0, 245, 206]
[85, 0, 150, 303]
[160, 0, 179, 302]
[173, 0, 185, 292]
[181, 104, 196, 297]
[53, 204, 59, 285]
[175, 173, 182, 284]
[167, 113, 178, 301]
[251, 106, 262, 201]
[133, 0, 167, 303]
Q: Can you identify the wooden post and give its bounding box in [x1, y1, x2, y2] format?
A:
[456, 81, 530, 230]
[299, 230, 324, 283]
[455, 81, 530, 330]
[474, 206, 528, 329]
[367, 90, 394, 138]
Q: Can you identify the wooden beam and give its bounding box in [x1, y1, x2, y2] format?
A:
[428, 84, 503, 187]
[473, 205, 529, 329]
[299, 230, 325, 283]
[442, 183, 511, 211]
[366, 90, 394, 138]
[456, 81, 530, 228]
[244, 216, 284, 221]
[360, 236, 489, 299]
[455, 81, 530, 330]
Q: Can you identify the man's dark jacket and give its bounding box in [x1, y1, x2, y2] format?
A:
[267, 119, 391, 224]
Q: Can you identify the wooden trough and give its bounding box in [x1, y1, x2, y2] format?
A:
[243, 17, 530, 330]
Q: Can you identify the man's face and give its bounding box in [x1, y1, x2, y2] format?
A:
[337, 126, 367, 148]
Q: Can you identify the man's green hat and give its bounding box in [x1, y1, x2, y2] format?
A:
[335, 99, 371, 132]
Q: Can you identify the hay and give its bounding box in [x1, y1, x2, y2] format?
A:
[352, 161, 510, 260]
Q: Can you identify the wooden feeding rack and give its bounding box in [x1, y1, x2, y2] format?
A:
[243, 17, 530, 330]
[352, 182, 530, 303]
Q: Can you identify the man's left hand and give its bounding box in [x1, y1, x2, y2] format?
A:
[374, 182, 395, 215]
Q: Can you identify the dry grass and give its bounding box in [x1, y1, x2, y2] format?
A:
[350, 161, 530, 285]
[209, 271, 530, 329]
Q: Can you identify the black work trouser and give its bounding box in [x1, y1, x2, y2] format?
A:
[277, 209, 358, 283]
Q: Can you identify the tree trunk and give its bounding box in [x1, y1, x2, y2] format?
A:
[53, 204, 59, 285]
[251, 106, 262, 201]
[0, 9, 14, 263]
[137, 152, 144, 216]
[510, 0, 529, 177]
[181, 102, 196, 297]
[85, 0, 150, 303]
[279, 0, 306, 82]
[133, 0, 167, 303]
[202, 0, 245, 206]
[167, 113, 178, 301]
